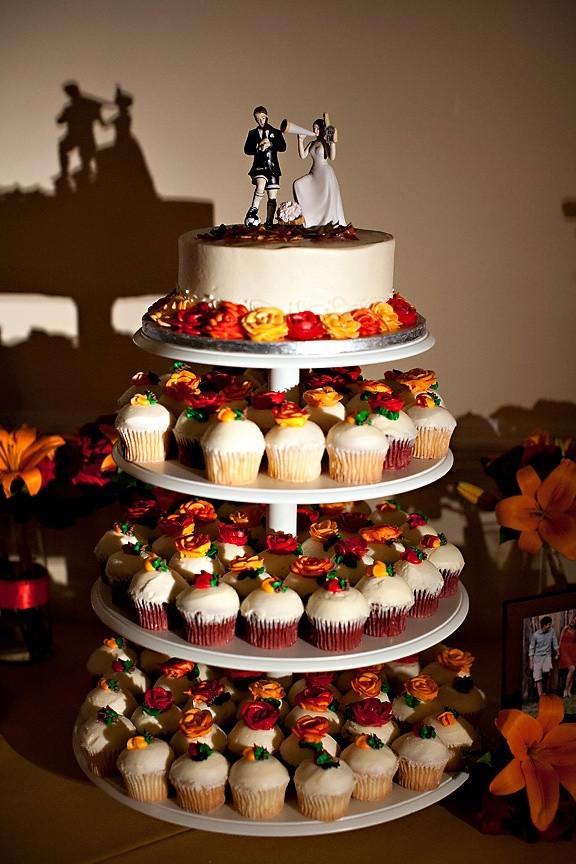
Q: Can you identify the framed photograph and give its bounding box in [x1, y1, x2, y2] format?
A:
[502, 587, 576, 716]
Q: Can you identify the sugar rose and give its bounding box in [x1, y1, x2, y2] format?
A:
[295, 686, 336, 713]
[345, 697, 393, 727]
[188, 679, 226, 704]
[179, 708, 214, 739]
[309, 520, 340, 544]
[292, 715, 330, 742]
[336, 512, 371, 534]
[351, 307, 382, 337]
[289, 556, 334, 579]
[286, 310, 326, 341]
[404, 675, 439, 702]
[144, 686, 173, 712]
[302, 386, 344, 408]
[241, 308, 289, 342]
[437, 648, 474, 673]
[241, 700, 281, 730]
[158, 512, 196, 537]
[217, 524, 250, 546]
[350, 671, 383, 698]
[265, 532, 300, 555]
[320, 311, 361, 340]
[333, 537, 368, 562]
[397, 368, 438, 394]
[248, 679, 285, 702]
[369, 301, 402, 333]
[178, 499, 218, 524]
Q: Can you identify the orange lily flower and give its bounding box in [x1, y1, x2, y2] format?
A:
[495, 459, 576, 560]
[489, 694, 576, 831]
[0, 425, 65, 498]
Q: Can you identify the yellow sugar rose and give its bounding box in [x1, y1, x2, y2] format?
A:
[241, 308, 288, 342]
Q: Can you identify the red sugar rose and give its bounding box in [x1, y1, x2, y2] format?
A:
[346, 697, 393, 727]
[241, 700, 281, 730]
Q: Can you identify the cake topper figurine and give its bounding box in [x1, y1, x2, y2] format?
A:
[288, 113, 346, 228]
[244, 106, 287, 229]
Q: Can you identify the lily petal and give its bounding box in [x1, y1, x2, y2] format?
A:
[489, 758, 525, 796]
[517, 527, 544, 555]
[538, 459, 576, 513]
[535, 694, 564, 736]
[523, 755, 560, 831]
[504, 711, 544, 759]
[495, 495, 540, 532]
[537, 725, 576, 766]
[554, 763, 576, 800]
[539, 512, 576, 561]
[516, 465, 542, 499]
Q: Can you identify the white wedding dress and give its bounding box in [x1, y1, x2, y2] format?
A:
[293, 140, 346, 227]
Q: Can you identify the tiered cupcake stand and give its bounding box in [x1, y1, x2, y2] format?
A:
[74, 319, 469, 835]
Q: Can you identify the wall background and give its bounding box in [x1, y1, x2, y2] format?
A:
[1, 0, 575, 437]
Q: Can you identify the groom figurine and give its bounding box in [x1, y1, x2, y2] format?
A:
[244, 106, 286, 229]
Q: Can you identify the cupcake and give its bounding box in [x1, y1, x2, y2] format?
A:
[293, 749, 355, 821]
[115, 392, 174, 462]
[116, 732, 175, 802]
[338, 670, 390, 710]
[86, 636, 138, 680]
[175, 571, 239, 646]
[108, 658, 150, 698]
[236, 678, 289, 723]
[170, 707, 228, 756]
[340, 734, 398, 800]
[438, 671, 486, 726]
[169, 741, 230, 813]
[356, 560, 415, 637]
[393, 548, 444, 618]
[264, 402, 325, 482]
[305, 574, 370, 652]
[344, 379, 392, 415]
[201, 406, 265, 485]
[178, 498, 220, 540]
[228, 746, 290, 819]
[405, 393, 456, 459]
[258, 532, 302, 579]
[367, 392, 417, 470]
[151, 510, 196, 561]
[286, 671, 341, 707]
[94, 521, 145, 573]
[284, 685, 343, 736]
[300, 520, 342, 559]
[213, 523, 255, 569]
[222, 554, 268, 598]
[173, 393, 224, 469]
[383, 655, 421, 695]
[422, 708, 476, 771]
[117, 370, 163, 407]
[419, 533, 464, 597]
[369, 499, 409, 527]
[341, 697, 398, 745]
[129, 686, 183, 739]
[279, 715, 340, 768]
[391, 724, 451, 791]
[227, 700, 284, 757]
[77, 706, 136, 776]
[104, 541, 151, 606]
[301, 386, 346, 432]
[79, 676, 138, 721]
[128, 555, 188, 630]
[283, 556, 335, 600]
[184, 678, 239, 731]
[239, 577, 304, 649]
[330, 537, 373, 586]
[421, 647, 475, 686]
[159, 366, 202, 416]
[326, 411, 389, 485]
[400, 513, 439, 546]
[391, 675, 443, 728]
[245, 388, 286, 432]
[168, 532, 224, 583]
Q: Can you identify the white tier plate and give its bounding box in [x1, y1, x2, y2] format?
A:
[73, 729, 467, 836]
[92, 581, 468, 674]
[135, 320, 435, 367]
[112, 444, 454, 505]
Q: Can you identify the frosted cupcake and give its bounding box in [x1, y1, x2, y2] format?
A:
[340, 734, 398, 800]
[419, 533, 464, 597]
[393, 548, 444, 618]
[115, 392, 174, 462]
[159, 366, 202, 417]
[184, 679, 237, 731]
[293, 749, 355, 821]
[107, 658, 150, 697]
[173, 392, 224, 469]
[228, 745, 290, 819]
[305, 574, 370, 652]
[369, 499, 409, 527]
[391, 675, 443, 728]
[286, 671, 341, 707]
[129, 686, 183, 739]
[421, 647, 475, 686]
[117, 732, 175, 802]
[175, 571, 239, 646]
[213, 523, 255, 570]
[338, 670, 391, 710]
[104, 541, 151, 606]
[222, 554, 268, 598]
[283, 556, 336, 600]
[405, 393, 456, 459]
[391, 724, 451, 791]
[438, 671, 486, 726]
[341, 697, 398, 745]
[239, 577, 304, 649]
[356, 560, 415, 637]
[400, 512, 439, 546]
[422, 709, 476, 771]
[94, 521, 145, 573]
[301, 386, 346, 432]
[79, 676, 138, 721]
[300, 520, 342, 559]
[128, 555, 188, 630]
[258, 532, 302, 579]
[151, 510, 196, 561]
[201, 406, 265, 485]
[383, 655, 421, 695]
[264, 402, 325, 482]
[86, 636, 138, 680]
[330, 537, 373, 586]
[170, 707, 228, 756]
[227, 700, 284, 757]
[245, 388, 286, 432]
[358, 524, 405, 564]
[326, 411, 389, 485]
[117, 370, 163, 407]
[168, 532, 224, 584]
[169, 742, 230, 813]
[284, 685, 343, 736]
[77, 707, 136, 776]
[154, 658, 203, 705]
[367, 392, 417, 470]
[279, 715, 340, 768]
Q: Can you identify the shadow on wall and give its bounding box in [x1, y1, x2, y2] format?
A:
[0, 82, 213, 432]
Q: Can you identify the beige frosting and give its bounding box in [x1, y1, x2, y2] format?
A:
[425, 542, 465, 574]
[240, 584, 304, 624]
[340, 740, 398, 777]
[115, 401, 174, 433]
[356, 572, 415, 612]
[79, 684, 138, 720]
[294, 757, 355, 796]
[284, 705, 343, 735]
[117, 737, 175, 775]
[341, 719, 398, 745]
[94, 526, 144, 563]
[175, 581, 240, 621]
[405, 403, 456, 431]
[129, 703, 183, 737]
[369, 410, 417, 442]
[77, 712, 136, 754]
[178, 228, 395, 315]
[169, 750, 230, 788]
[228, 752, 290, 791]
[326, 419, 389, 454]
[393, 559, 444, 595]
[201, 416, 265, 455]
[105, 548, 151, 583]
[170, 724, 228, 756]
[279, 732, 340, 766]
[86, 641, 138, 678]
[306, 585, 370, 625]
[128, 565, 188, 605]
[227, 720, 284, 756]
[422, 713, 476, 749]
[169, 553, 224, 582]
[391, 731, 450, 768]
[302, 402, 346, 432]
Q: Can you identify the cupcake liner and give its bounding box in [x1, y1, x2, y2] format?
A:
[109, 576, 134, 608]
[133, 601, 170, 630]
[183, 614, 237, 646]
[266, 445, 323, 482]
[173, 782, 227, 813]
[119, 770, 170, 802]
[382, 439, 414, 470]
[307, 618, 365, 651]
[411, 428, 452, 460]
[203, 451, 262, 485]
[364, 606, 409, 637]
[439, 570, 460, 598]
[326, 448, 385, 485]
[351, 772, 394, 801]
[395, 758, 446, 791]
[230, 785, 286, 819]
[244, 618, 300, 649]
[295, 790, 352, 821]
[175, 437, 205, 470]
[408, 590, 440, 619]
[81, 747, 121, 778]
[119, 428, 171, 463]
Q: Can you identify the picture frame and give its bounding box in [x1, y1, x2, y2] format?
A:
[502, 587, 576, 715]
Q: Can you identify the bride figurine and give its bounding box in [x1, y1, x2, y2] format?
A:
[292, 115, 346, 227]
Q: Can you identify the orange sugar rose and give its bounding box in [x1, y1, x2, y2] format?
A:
[292, 715, 330, 742]
[297, 689, 334, 712]
[272, 401, 310, 427]
[229, 504, 266, 528]
[216, 406, 239, 423]
[359, 524, 403, 543]
[241, 308, 289, 342]
[369, 302, 402, 333]
[179, 708, 213, 739]
[437, 648, 475, 674]
[163, 369, 201, 399]
[228, 554, 265, 573]
[178, 499, 218, 523]
[396, 368, 437, 393]
[350, 671, 383, 698]
[437, 711, 458, 727]
[289, 556, 334, 578]
[126, 735, 150, 750]
[404, 675, 439, 702]
[358, 379, 392, 395]
[303, 387, 344, 409]
[309, 520, 340, 542]
[174, 533, 212, 557]
[130, 392, 157, 407]
[249, 680, 286, 702]
[319, 312, 361, 340]
[318, 502, 352, 517]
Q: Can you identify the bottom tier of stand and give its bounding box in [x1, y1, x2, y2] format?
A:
[73, 730, 467, 836]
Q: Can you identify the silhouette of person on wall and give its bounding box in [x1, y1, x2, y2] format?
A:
[96, 86, 156, 198]
[56, 81, 107, 189]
